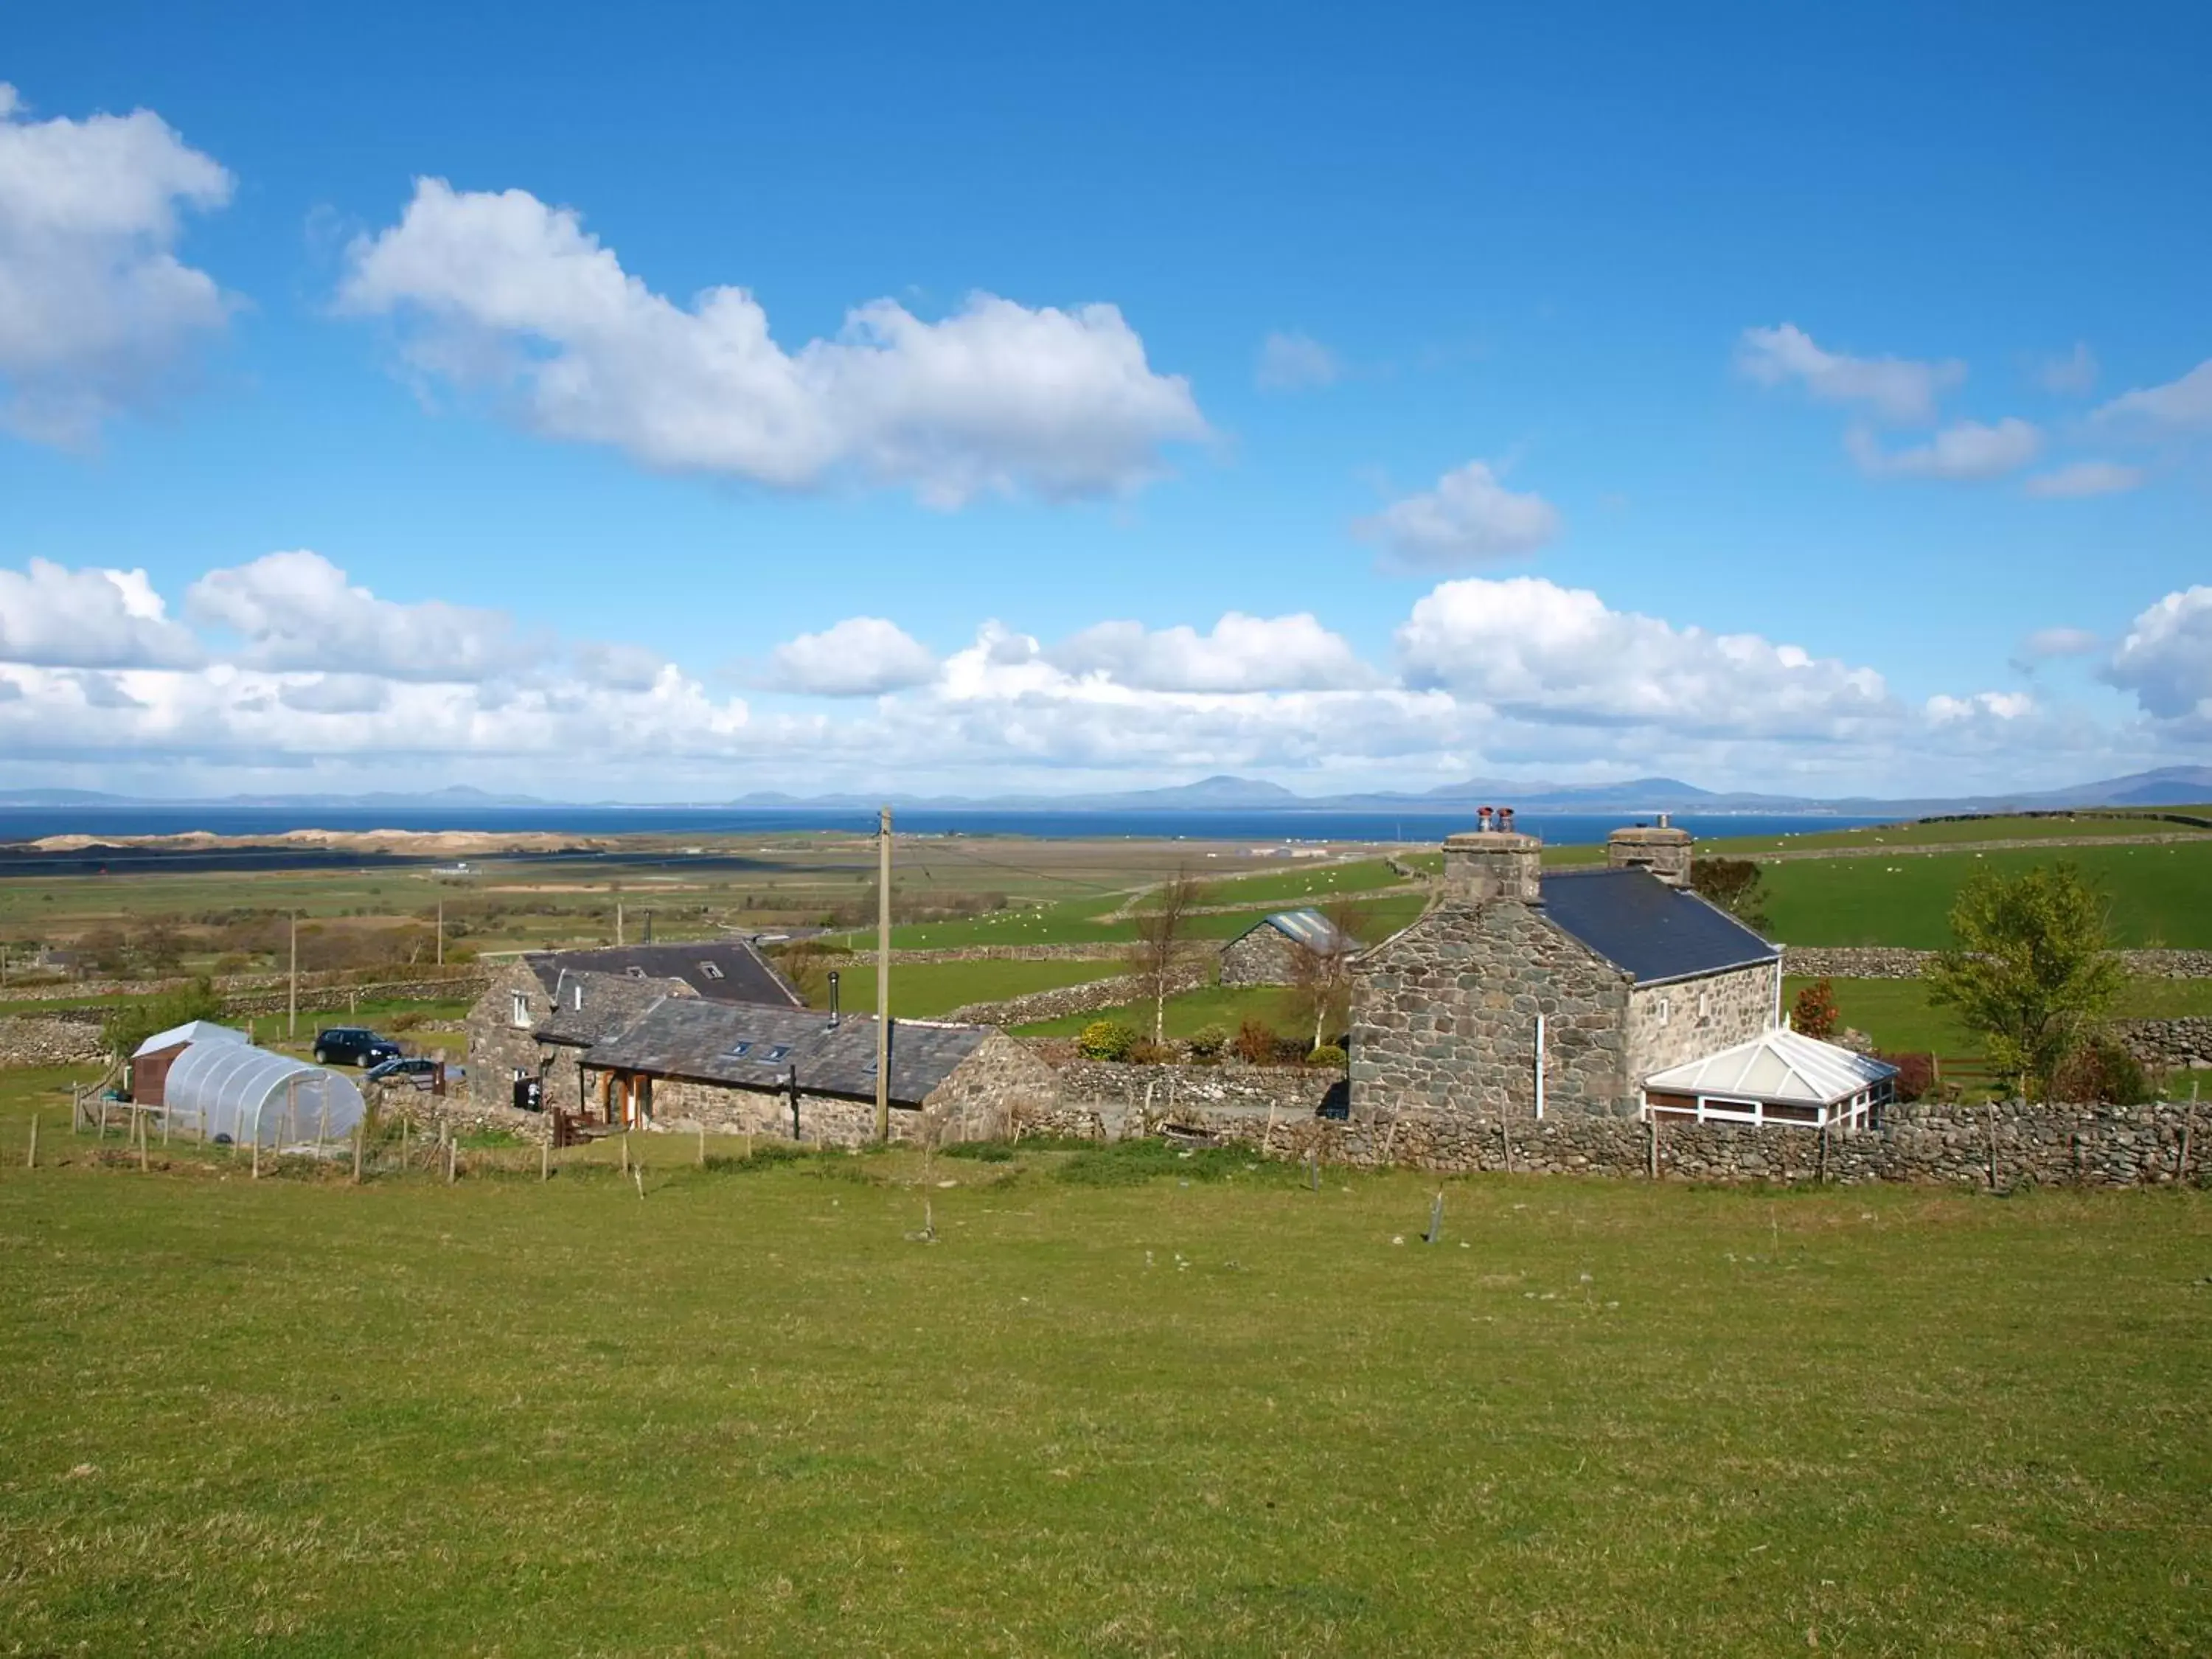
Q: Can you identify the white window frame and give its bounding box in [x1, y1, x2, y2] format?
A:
[509, 990, 530, 1029]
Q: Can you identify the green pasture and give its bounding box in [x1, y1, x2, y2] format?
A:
[1014, 983, 1300, 1040]
[1190, 856, 1414, 909]
[850, 893, 1427, 953]
[0, 1067, 2205, 1655]
[1783, 975, 2212, 1062]
[1762, 841, 2212, 948]
[1705, 810, 2212, 858]
[806, 956, 1124, 1019]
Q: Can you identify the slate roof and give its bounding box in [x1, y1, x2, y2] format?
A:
[580, 998, 992, 1106]
[1644, 1029, 1897, 1105]
[1539, 867, 1779, 986]
[523, 939, 801, 1008]
[533, 970, 695, 1047]
[1236, 909, 1359, 955]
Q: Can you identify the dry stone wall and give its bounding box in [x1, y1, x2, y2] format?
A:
[2114, 1018, 2212, 1072]
[0, 1015, 108, 1067]
[942, 961, 1208, 1028]
[1781, 946, 2212, 980]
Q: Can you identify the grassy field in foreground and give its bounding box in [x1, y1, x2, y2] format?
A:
[0, 1069, 2205, 1655]
[1762, 840, 2212, 947]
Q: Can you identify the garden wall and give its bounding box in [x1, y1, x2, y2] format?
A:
[2113, 1018, 2212, 1072]
[1781, 947, 2212, 980]
[0, 1015, 109, 1068]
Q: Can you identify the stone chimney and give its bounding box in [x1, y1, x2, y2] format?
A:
[1607, 815, 1693, 888]
[1441, 830, 1543, 905]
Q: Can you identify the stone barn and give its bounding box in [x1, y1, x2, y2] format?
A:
[577, 998, 1058, 1147]
[1351, 821, 1784, 1119]
[1220, 910, 1360, 987]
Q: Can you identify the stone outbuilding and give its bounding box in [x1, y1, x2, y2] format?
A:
[465, 939, 799, 1112]
[1220, 909, 1360, 987]
[1351, 821, 1782, 1120]
[577, 998, 1058, 1146]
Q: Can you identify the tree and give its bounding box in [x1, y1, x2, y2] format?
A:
[1129, 872, 1203, 1043]
[1283, 901, 1369, 1051]
[1924, 863, 2123, 1101]
[102, 977, 226, 1061]
[1691, 858, 1771, 933]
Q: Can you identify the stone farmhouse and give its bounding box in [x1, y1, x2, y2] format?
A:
[1350, 819, 1892, 1128]
[1220, 909, 1360, 987]
[465, 939, 799, 1114]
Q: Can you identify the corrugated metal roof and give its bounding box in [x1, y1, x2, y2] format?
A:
[133, 1019, 247, 1057]
[524, 939, 801, 1008]
[1240, 909, 1358, 954]
[1540, 867, 1778, 985]
[534, 970, 693, 1046]
[1644, 1029, 1898, 1107]
[581, 998, 990, 1105]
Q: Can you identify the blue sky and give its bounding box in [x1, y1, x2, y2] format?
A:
[1, 1, 2207, 799]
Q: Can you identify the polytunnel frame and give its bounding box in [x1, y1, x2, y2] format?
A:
[161, 1040, 366, 1147]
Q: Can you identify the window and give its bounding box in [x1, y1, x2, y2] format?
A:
[1697, 991, 1711, 1026]
[698, 961, 725, 980]
[1655, 997, 1670, 1026]
[625, 966, 647, 979]
[726, 1040, 753, 1058]
[509, 992, 530, 1028]
[761, 1044, 790, 1062]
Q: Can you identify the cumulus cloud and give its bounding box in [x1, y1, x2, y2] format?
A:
[2023, 459, 2146, 498]
[2096, 358, 2212, 431]
[0, 559, 203, 667]
[1736, 323, 1963, 425]
[1354, 460, 1561, 571]
[2013, 627, 2102, 669]
[1926, 690, 2034, 723]
[1255, 330, 1340, 392]
[1394, 576, 1894, 738]
[571, 640, 667, 692]
[1846, 417, 2042, 481]
[184, 550, 526, 682]
[337, 179, 1208, 507]
[1051, 613, 1373, 692]
[765, 616, 937, 696]
[278, 673, 392, 714]
[2038, 342, 2098, 396]
[2104, 586, 2212, 731]
[0, 84, 234, 445]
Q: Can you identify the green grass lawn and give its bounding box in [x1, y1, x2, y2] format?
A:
[806, 956, 1124, 1018]
[1014, 982, 1301, 1039]
[1763, 841, 2212, 947]
[1191, 857, 1414, 909]
[1782, 975, 2212, 1060]
[0, 1065, 2205, 1655]
[849, 893, 1428, 953]
[1705, 810, 2212, 858]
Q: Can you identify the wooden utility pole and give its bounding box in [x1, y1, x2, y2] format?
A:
[874, 804, 891, 1144]
[288, 911, 299, 1040]
[616, 900, 625, 947]
[436, 899, 444, 967]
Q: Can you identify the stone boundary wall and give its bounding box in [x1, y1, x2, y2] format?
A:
[1035, 1060, 1344, 1139]
[0, 965, 486, 1004]
[942, 962, 1209, 1028]
[0, 1015, 109, 1067]
[1782, 947, 2212, 980]
[2114, 1018, 2212, 1072]
[218, 975, 489, 1015]
[1034, 1095, 2206, 1189]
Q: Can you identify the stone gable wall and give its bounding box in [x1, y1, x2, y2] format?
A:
[920, 1030, 1063, 1141]
[1351, 902, 1632, 1119]
[1625, 961, 1780, 1079]
[462, 961, 546, 1109]
[1219, 927, 1300, 986]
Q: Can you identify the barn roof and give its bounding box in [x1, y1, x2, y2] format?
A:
[533, 970, 695, 1047]
[581, 998, 991, 1106]
[1234, 909, 1359, 955]
[1540, 867, 1778, 986]
[1644, 1028, 1897, 1107]
[523, 939, 800, 1008]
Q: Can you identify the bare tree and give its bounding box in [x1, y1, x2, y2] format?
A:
[1130, 871, 1204, 1044]
[1284, 900, 1370, 1051]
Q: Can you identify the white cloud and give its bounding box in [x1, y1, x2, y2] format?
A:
[2014, 626, 2102, 664]
[279, 673, 392, 714]
[1736, 323, 1964, 425]
[0, 559, 203, 667]
[338, 179, 1208, 507]
[1354, 460, 1561, 570]
[184, 550, 526, 682]
[765, 616, 937, 696]
[0, 84, 234, 445]
[1051, 613, 1373, 692]
[2038, 342, 2098, 396]
[2104, 586, 2212, 731]
[571, 640, 666, 692]
[1255, 330, 1339, 392]
[1846, 417, 2042, 481]
[2023, 459, 2146, 498]
[2096, 358, 2212, 431]
[1926, 690, 2034, 724]
[1394, 576, 1893, 738]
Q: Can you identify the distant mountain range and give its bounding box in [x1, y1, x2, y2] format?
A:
[3, 766, 2209, 816]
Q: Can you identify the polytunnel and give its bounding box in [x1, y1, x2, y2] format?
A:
[161, 1040, 365, 1147]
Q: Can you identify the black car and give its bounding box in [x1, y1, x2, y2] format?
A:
[365, 1056, 464, 1092]
[314, 1026, 401, 1067]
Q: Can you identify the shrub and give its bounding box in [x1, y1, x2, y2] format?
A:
[103, 977, 226, 1061]
[1230, 1018, 1281, 1066]
[1306, 1043, 1348, 1069]
[2051, 1036, 2156, 1105]
[1186, 1023, 1230, 1062]
[1792, 977, 1840, 1040]
[1876, 1051, 1936, 1104]
[1076, 1019, 1141, 1062]
[1127, 1038, 1175, 1065]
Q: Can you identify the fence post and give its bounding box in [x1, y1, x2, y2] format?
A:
[1984, 1102, 1999, 1193]
[25, 1116, 36, 1170]
[447, 1135, 457, 1185]
[1648, 1113, 1660, 1180]
[352, 1119, 364, 1185]
[541, 1134, 550, 1183]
